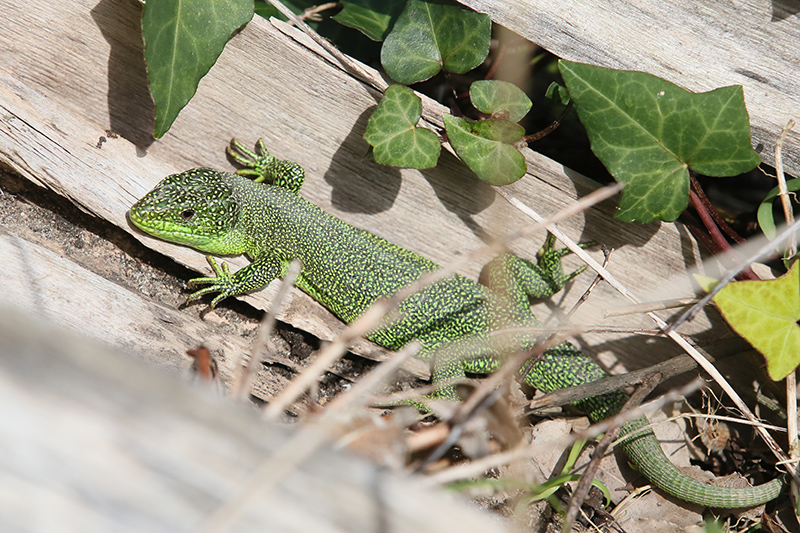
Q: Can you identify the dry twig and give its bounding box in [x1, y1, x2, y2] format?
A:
[562, 374, 660, 532]
[199, 342, 418, 533]
[497, 187, 800, 486]
[234, 259, 301, 400]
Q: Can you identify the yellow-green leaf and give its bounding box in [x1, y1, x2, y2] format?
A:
[697, 263, 800, 380]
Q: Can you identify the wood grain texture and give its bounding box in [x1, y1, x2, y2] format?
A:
[457, 0, 800, 177]
[0, 308, 509, 532]
[0, 0, 717, 378]
[0, 226, 308, 399]
[0, 63, 429, 378]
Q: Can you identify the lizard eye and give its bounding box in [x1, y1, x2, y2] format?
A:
[180, 208, 195, 220]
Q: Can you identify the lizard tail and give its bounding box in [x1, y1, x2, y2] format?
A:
[618, 417, 783, 507]
[525, 348, 784, 508]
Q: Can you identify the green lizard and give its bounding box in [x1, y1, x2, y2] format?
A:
[129, 139, 783, 508]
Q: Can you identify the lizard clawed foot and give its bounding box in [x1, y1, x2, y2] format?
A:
[228, 138, 273, 183]
[227, 138, 306, 193]
[536, 232, 598, 283]
[187, 255, 238, 307]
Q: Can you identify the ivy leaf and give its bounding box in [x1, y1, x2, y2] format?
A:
[696, 263, 800, 380]
[143, 0, 253, 138]
[381, 0, 490, 84]
[545, 82, 571, 107]
[470, 80, 532, 122]
[334, 0, 406, 41]
[757, 178, 800, 240]
[364, 85, 441, 168]
[559, 61, 760, 223]
[443, 114, 526, 185]
[467, 119, 525, 144]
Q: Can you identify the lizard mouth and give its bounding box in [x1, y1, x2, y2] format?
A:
[127, 208, 213, 247]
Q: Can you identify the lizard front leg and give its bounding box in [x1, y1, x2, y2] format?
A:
[228, 139, 306, 194]
[188, 253, 288, 307]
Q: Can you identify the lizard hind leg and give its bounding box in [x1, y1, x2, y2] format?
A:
[478, 234, 598, 325]
[480, 233, 593, 299]
[535, 232, 598, 288]
[403, 336, 504, 411]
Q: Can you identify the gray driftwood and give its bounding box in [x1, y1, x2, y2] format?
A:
[0, 0, 714, 379]
[0, 307, 510, 533]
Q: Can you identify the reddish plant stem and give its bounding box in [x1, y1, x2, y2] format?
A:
[688, 183, 758, 281]
[523, 100, 573, 143]
[689, 175, 747, 245]
[689, 188, 729, 252]
[483, 39, 505, 82]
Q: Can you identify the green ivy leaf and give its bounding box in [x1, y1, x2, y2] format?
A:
[381, 0, 490, 84]
[467, 119, 525, 144]
[696, 263, 800, 380]
[559, 61, 760, 223]
[364, 85, 441, 168]
[757, 178, 800, 239]
[470, 80, 532, 122]
[545, 81, 571, 107]
[443, 114, 526, 185]
[334, 0, 406, 41]
[143, 0, 253, 138]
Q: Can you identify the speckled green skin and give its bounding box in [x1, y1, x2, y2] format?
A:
[129, 140, 782, 508]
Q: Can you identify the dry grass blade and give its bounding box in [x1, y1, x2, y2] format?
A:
[775, 118, 796, 257]
[603, 297, 699, 317]
[233, 259, 302, 400]
[670, 412, 785, 434]
[265, 0, 386, 91]
[561, 244, 612, 324]
[198, 342, 418, 533]
[263, 183, 622, 419]
[499, 188, 800, 486]
[775, 118, 799, 515]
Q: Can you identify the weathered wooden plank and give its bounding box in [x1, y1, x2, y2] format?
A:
[0, 307, 511, 533]
[0, 225, 300, 398]
[458, 0, 800, 177]
[0, 0, 713, 378]
[0, 70, 428, 379]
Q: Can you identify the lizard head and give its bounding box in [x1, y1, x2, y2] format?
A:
[129, 168, 241, 254]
